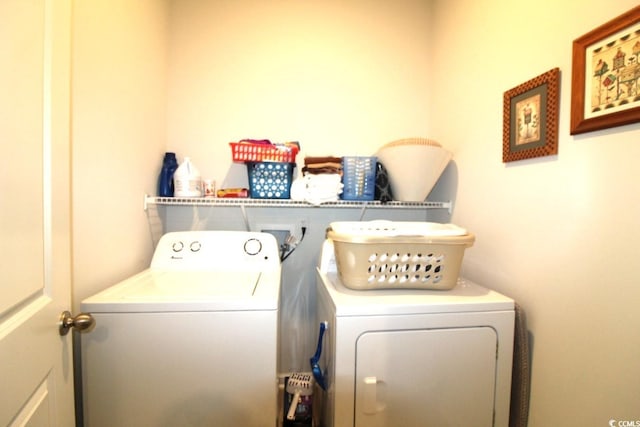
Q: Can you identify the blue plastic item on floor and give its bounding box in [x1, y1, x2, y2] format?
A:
[310, 321, 328, 390]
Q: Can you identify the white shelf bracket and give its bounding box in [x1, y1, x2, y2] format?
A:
[240, 204, 250, 231]
[358, 203, 368, 220]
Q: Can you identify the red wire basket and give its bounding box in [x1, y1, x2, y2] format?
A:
[230, 142, 299, 163]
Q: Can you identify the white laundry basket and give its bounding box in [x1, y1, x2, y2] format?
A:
[327, 221, 475, 290]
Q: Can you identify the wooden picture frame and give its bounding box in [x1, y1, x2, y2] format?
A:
[503, 68, 560, 163]
[570, 5, 640, 135]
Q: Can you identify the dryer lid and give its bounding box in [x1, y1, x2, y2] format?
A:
[317, 269, 513, 316]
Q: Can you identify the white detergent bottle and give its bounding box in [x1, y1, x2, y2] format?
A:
[173, 157, 203, 197]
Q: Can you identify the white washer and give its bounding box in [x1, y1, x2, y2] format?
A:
[314, 240, 514, 427]
[81, 230, 281, 427]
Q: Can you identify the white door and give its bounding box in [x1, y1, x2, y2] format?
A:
[0, 0, 74, 425]
[355, 327, 498, 427]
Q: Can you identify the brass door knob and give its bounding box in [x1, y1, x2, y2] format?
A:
[59, 310, 96, 336]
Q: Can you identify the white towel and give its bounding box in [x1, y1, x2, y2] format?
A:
[291, 174, 343, 205]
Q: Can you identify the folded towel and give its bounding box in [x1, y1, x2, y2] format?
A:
[303, 162, 342, 170]
[303, 158, 342, 176]
[302, 166, 343, 175]
[304, 156, 342, 165]
[290, 174, 343, 205]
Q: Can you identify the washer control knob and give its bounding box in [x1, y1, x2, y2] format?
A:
[172, 241, 184, 252]
[244, 238, 262, 256]
[190, 241, 202, 252]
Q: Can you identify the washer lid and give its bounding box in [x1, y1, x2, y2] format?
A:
[81, 269, 280, 313]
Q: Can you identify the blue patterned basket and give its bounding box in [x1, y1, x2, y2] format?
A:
[246, 162, 295, 199]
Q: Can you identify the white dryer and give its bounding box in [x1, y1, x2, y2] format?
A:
[314, 240, 514, 427]
[81, 230, 281, 427]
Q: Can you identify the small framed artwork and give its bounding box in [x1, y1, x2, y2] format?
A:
[570, 5, 640, 135]
[503, 68, 560, 163]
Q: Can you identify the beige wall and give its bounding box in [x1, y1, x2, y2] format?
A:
[429, 0, 640, 425]
[71, 0, 640, 425]
[165, 0, 434, 187]
[72, 0, 168, 306]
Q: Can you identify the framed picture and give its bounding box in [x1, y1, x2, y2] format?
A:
[570, 5, 640, 135]
[503, 68, 560, 163]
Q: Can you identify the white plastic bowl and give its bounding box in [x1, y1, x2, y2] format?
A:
[375, 138, 452, 202]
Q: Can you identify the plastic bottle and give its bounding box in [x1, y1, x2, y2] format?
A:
[157, 152, 178, 197]
[173, 157, 203, 197]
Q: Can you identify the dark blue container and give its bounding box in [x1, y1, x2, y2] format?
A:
[157, 152, 178, 197]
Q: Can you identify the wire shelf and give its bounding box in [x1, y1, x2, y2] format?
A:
[144, 195, 452, 211]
